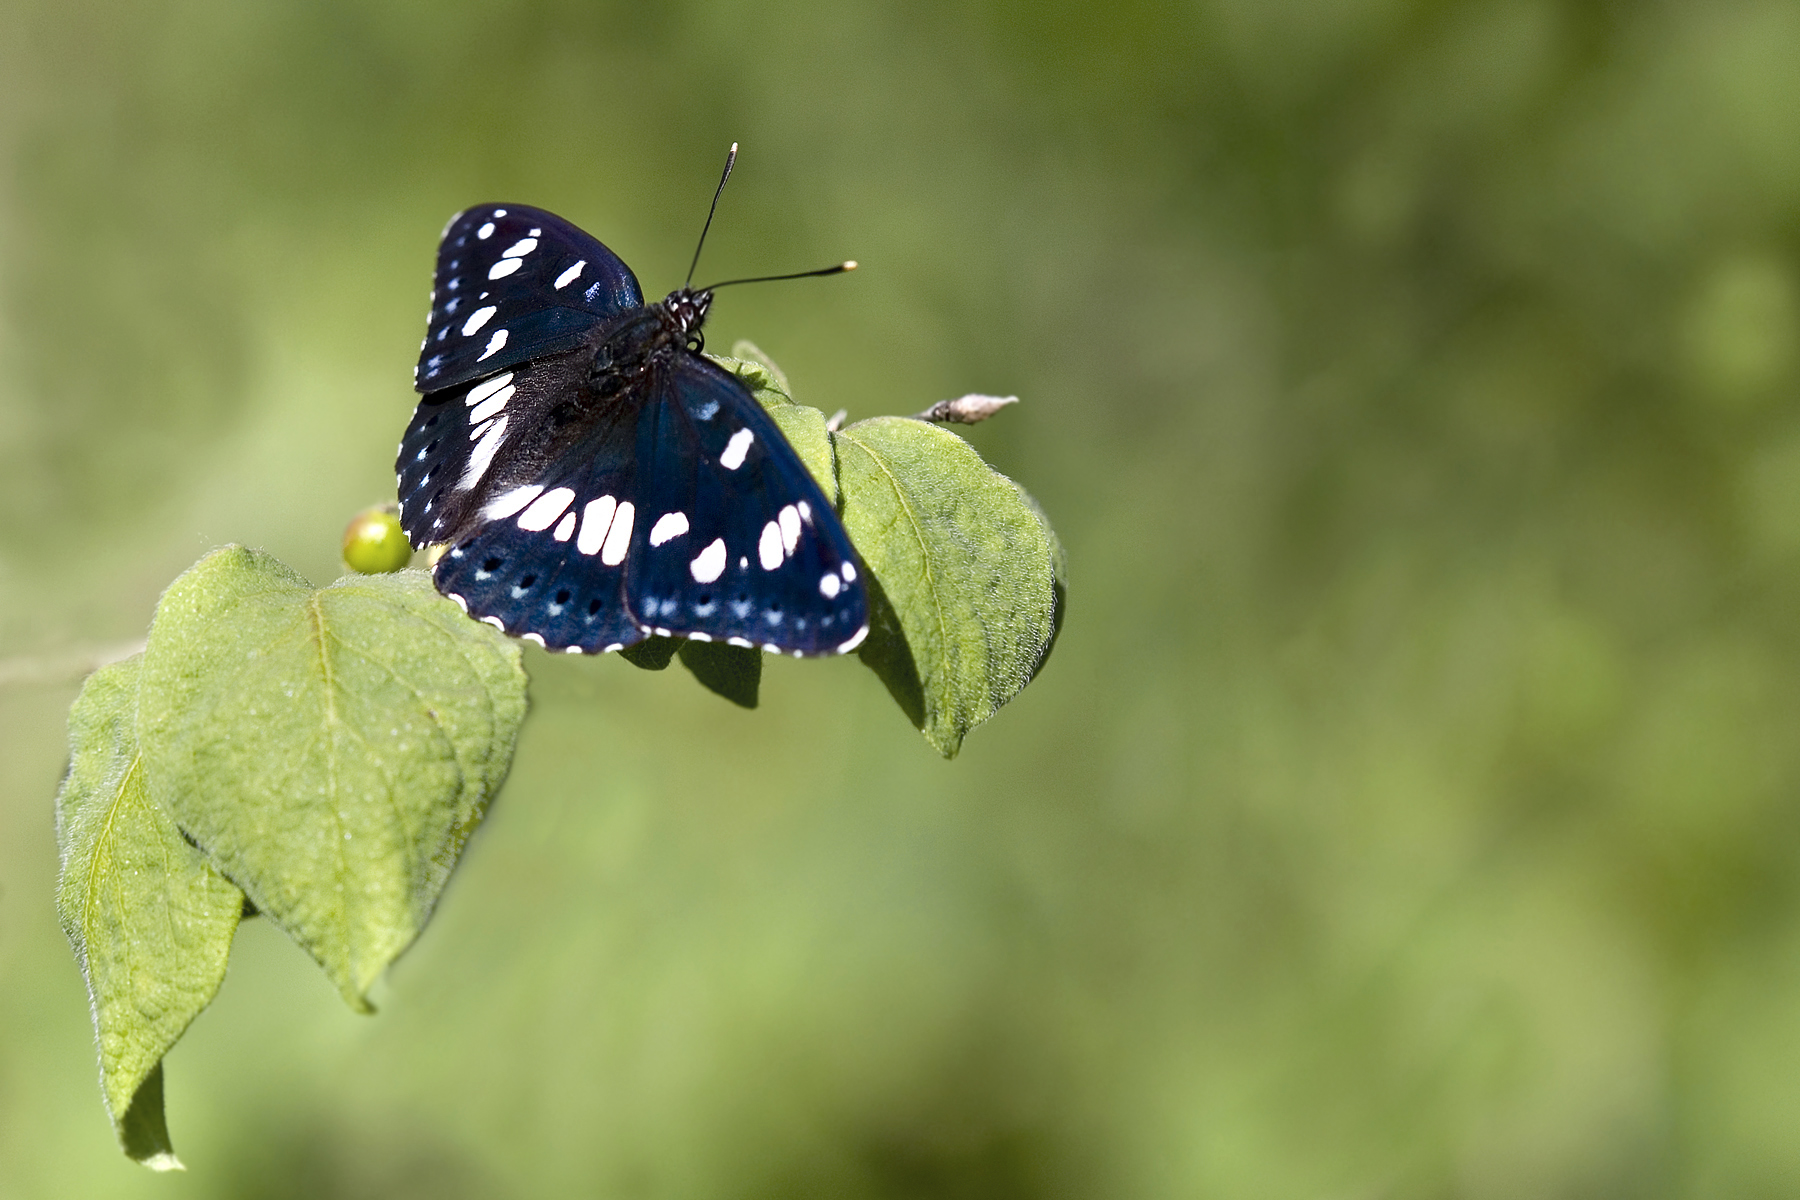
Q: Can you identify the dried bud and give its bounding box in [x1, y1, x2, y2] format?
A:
[913, 393, 1020, 425]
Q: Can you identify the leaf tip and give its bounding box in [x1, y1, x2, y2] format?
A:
[340, 984, 377, 1016]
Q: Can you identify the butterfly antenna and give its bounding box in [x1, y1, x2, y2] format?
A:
[703, 261, 858, 291]
[686, 142, 738, 288]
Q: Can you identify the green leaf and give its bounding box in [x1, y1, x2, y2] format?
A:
[722, 338, 792, 399]
[55, 655, 243, 1170]
[832, 417, 1062, 757]
[718, 341, 838, 506]
[117, 1061, 179, 1170]
[707, 344, 1064, 747]
[618, 635, 680, 671]
[135, 549, 528, 1010]
[1026, 492, 1068, 685]
[677, 639, 762, 708]
[622, 632, 763, 705]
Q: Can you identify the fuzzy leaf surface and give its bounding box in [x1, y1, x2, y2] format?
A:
[55, 656, 242, 1169]
[136, 549, 527, 1008]
[833, 417, 1062, 756]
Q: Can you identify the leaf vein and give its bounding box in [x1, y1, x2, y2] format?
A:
[834, 428, 953, 662]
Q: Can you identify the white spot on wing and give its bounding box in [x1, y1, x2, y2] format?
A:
[477, 328, 509, 361]
[759, 521, 784, 570]
[820, 572, 841, 598]
[841, 562, 857, 582]
[522, 632, 546, 647]
[461, 305, 497, 336]
[601, 501, 635, 565]
[468, 384, 515, 424]
[553, 511, 576, 542]
[577, 496, 617, 555]
[797, 500, 813, 523]
[477, 222, 495, 239]
[649, 511, 690, 546]
[720, 427, 755, 470]
[555, 260, 586, 289]
[458, 415, 509, 490]
[482, 484, 543, 519]
[517, 487, 576, 532]
[727, 636, 754, 648]
[482, 615, 505, 630]
[778, 504, 801, 554]
[487, 258, 523, 280]
[501, 237, 538, 258]
[466, 372, 513, 406]
[690, 537, 727, 583]
[838, 624, 869, 653]
[687, 632, 712, 642]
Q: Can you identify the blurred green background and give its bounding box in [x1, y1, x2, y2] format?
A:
[5, 0, 1800, 1195]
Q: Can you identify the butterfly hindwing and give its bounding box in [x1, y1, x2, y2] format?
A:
[417, 373, 649, 653]
[624, 357, 868, 654]
[431, 481, 648, 654]
[416, 204, 644, 393]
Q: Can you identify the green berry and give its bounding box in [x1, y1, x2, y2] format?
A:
[341, 507, 412, 574]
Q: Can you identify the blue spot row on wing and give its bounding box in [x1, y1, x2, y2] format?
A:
[437, 536, 645, 652]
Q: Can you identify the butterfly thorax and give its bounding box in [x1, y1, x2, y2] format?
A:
[584, 289, 713, 400]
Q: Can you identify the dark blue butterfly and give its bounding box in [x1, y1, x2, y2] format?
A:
[395, 202, 869, 657]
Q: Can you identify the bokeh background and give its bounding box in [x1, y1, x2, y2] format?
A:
[4, 0, 1800, 1195]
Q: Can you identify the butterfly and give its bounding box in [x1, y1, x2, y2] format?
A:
[394, 197, 869, 658]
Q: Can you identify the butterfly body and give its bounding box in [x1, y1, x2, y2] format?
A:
[397, 203, 868, 658]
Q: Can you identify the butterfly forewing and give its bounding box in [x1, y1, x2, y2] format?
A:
[416, 204, 644, 393]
